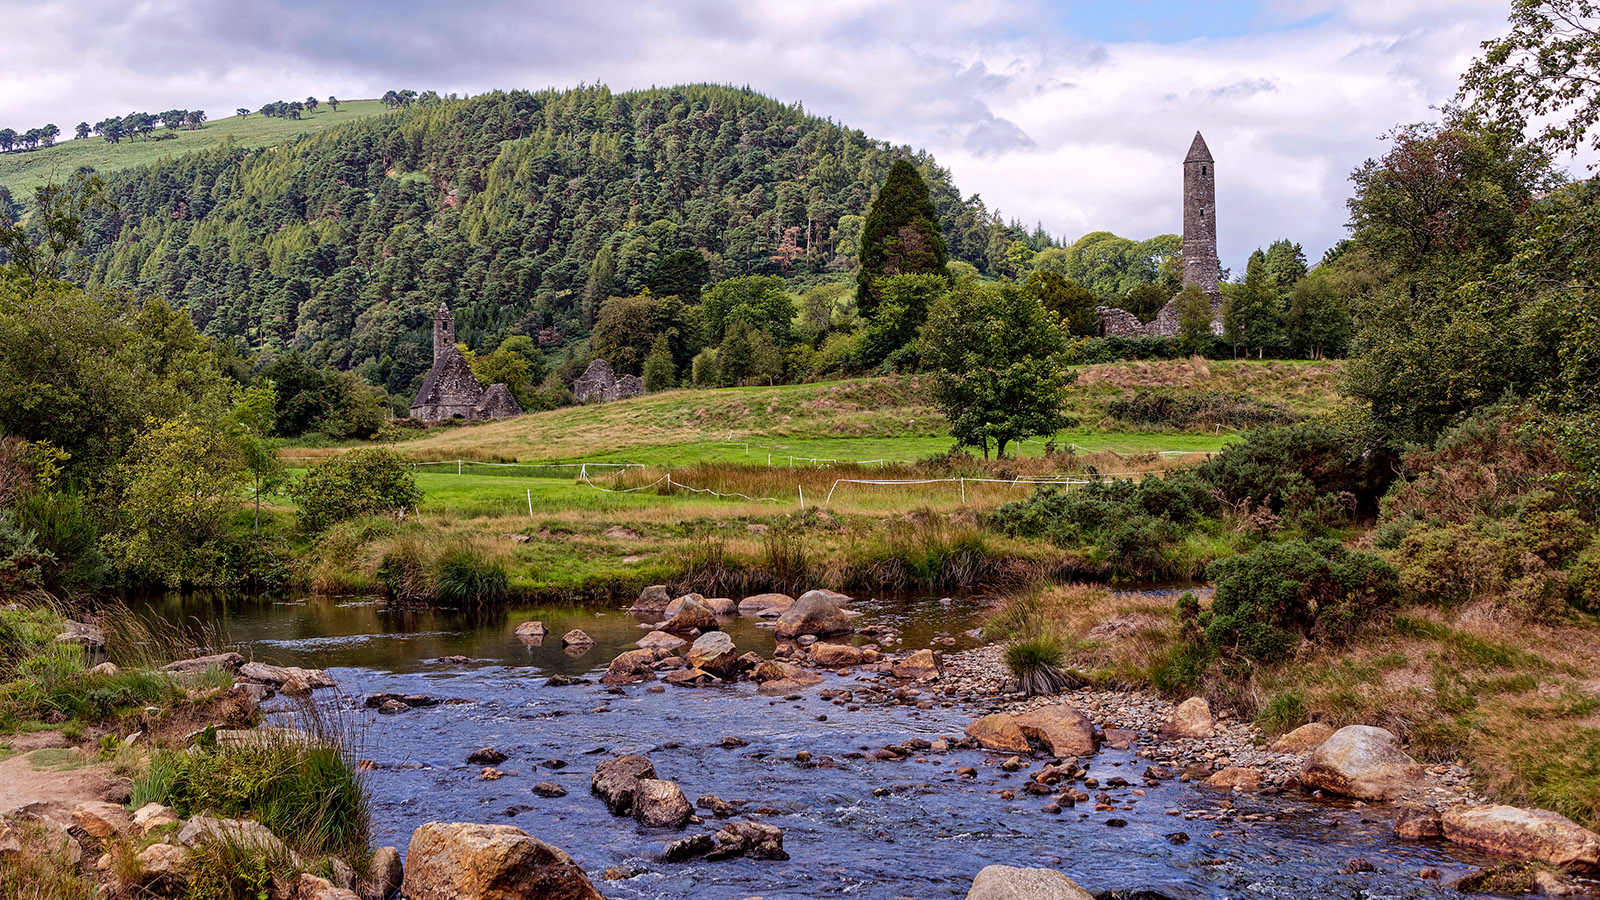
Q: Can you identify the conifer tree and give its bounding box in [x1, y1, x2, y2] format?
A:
[642, 334, 676, 391]
[583, 246, 615, 328]
[856, 159, 948, 316]
[1223, 250, 1285, 358]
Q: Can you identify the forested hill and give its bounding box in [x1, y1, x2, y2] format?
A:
[69, 84, 1051, 398]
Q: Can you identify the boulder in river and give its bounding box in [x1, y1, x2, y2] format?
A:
[403, 821, 603, 900]
[637, 630, 686, 651]
[601, 648, 662, 685]
[707, 820, 788, 860]
[662, 593, 706, 619]
[1012, 705, 1099, 757]
[467, 747, 508, 765]
[1159, 697, 1213, 738]
[632, 779, 693, 828]
[738, 593, 794, 617]
[1441, 805, 1600, 870]
[592, 755, 657, 815]
[1300, 725, 1423, 801]
[1393, 803, 1443, 839]
[664, 667, 717, 687]
[514, 621, 547, 638]
[561, 629, 595, 649]
[237, 661, 335, 694]
[661, 597, 718, 633]
[965, 713, 1032, 755]
[1270, 722, 1336, 753]
[630, 585, 673, 617]
[1204, 766, 1263, 792]
[687, 632, 738, 676]
[703, 597, 738, 617]
[891, 648, 944, 680]
[751, 659, 823, 694]
[774, 591, 853, 638]
[810, 642, 863, 667]
[964, 864, 1096, 899]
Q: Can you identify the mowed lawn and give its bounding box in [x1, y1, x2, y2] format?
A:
[0, 100, 391, 197]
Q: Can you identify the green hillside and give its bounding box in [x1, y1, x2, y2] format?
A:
[0, 100, 391, 199]
[54, 85, 1082, 403]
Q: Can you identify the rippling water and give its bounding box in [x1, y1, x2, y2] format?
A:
[133, 592, 1525, 899]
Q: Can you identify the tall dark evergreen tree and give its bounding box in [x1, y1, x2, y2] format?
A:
[856, 159, 948, 316]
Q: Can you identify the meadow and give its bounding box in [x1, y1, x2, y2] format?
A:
[0, 101, 391, 198]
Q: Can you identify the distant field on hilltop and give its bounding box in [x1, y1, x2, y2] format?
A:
[0, 100, 390, 198]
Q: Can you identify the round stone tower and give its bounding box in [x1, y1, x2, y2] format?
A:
[1182, 132, 1219, 295]
[432, 301, 455, 363]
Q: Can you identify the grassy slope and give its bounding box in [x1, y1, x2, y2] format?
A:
[0, 101, 391, 198]
[333, 359, 1342, 466]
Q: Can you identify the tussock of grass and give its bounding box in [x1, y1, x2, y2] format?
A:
[1006, 635, 1072, 696]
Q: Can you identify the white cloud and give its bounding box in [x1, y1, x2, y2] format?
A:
[0, 0, 1532, 264]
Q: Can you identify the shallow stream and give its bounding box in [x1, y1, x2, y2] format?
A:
[134, 592, 1523, 899]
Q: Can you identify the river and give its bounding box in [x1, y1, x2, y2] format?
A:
[133, 591, 1528, 899]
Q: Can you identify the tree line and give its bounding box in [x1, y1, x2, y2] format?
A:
[59, 84, 1084, 403]
[90, 109, 206, 143]
[0, 124, 59, 153]
[245, 96, 340, 119]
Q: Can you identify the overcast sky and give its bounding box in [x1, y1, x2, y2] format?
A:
[0, 0, 1532, 266]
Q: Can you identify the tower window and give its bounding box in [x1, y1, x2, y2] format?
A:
[1201, 165, 1207, 175]
[1200, 208, 1205, 219]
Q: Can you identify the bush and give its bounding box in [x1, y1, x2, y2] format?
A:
[1107, 389, 1298, 430]
[990, 471, 1219, 579]
[10, 490, 106, 592]
[1197, 418, 1399, 521]
[1201, 539, 1399, 663]
[290, 449, 423, 533]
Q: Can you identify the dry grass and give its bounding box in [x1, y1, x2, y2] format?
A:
[984, 583, 1182, 686]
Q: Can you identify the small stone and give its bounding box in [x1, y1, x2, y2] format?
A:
[533, 782, 568, 798]
[467, 747, 508, 765]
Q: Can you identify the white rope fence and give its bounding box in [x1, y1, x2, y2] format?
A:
[578, 464, 787, 505]
[821, 472, 1141, 506]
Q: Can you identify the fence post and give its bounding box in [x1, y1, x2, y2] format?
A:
[798, 485, 804, 510]
[960, 477, 966, 503]
[457, 459, 462, 475]
[527, 489, 533, 519]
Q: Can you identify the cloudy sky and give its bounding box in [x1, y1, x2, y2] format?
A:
[0, 0, 1530, 266]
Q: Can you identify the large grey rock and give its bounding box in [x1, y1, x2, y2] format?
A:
[661, 593, 706, 620]
[632, 779, 692, 828]
[1013, 705, 1099, 757]
[1300, 725, 1423, 800]
[774, 591, 852, 638]
[687, 631, 738, 676]
[965, 864, 1096, 899]
[1442, 804, 1600, 870]
[175, 815, 289, 856]
[707, 820, 788, 860]
[637, 630, 685, 651]
[591, 754, 657, 815]
[402, 822, 603, 900]
[237, 661, 334, 694]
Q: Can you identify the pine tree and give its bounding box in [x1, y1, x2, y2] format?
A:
[856, 159, 948, 316]
[583, 246, 615, 328]
[642, 334, 676, 391]
[718, 321, 755, 386]
[1175, 285, 1214, 356]
[1225, 249, 1285, 358]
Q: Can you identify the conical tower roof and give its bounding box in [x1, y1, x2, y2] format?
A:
[1185, 131, 1213, 163]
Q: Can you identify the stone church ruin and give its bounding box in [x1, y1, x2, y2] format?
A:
[1096, 132, 1224, 339]
[409, 302, 524, 422]
[573, 359, 642, 403]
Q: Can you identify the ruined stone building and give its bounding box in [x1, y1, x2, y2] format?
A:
[1097, 132, 1224, 339]
[573, 359, 643, 403]
[410, 302, 524, 421]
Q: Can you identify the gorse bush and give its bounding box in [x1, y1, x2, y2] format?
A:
[990, 471, 1219, 579]
[290, 449, 423, 533]
[1107, 389, 1298, 430]
[1197, 418, 1399, 521]
[1199, 538, 1399, 664]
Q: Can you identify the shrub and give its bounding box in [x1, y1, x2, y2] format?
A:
[1108, 389, 1298, 430]
[990, 471, 1219, 579]
[1198, 418, 1399, 521]
[1201, 539, 1399, 663]
[290, 449, 423, 533]
[10, 489, 106, 592]
[1005, 635, 1071, 696]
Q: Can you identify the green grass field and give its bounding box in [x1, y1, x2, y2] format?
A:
[0, 101, 392, 198]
